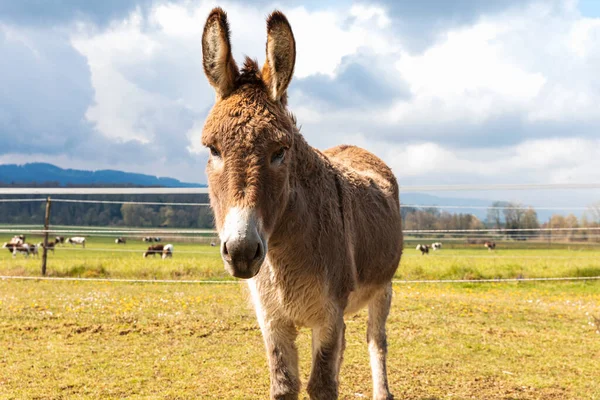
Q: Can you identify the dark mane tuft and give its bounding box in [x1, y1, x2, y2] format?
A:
[239, 57, 263, 85]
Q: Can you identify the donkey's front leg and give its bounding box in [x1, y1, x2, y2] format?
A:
[367, 283, 393, 400]
[263, 319, 301, 400]
[307, 309, 345, 400]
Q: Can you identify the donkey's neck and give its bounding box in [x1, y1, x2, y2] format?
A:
[269, 129, 342, 256]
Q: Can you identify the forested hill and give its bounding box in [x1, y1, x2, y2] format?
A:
[0, 163, 212, 228]
[0, 163, 205, 188]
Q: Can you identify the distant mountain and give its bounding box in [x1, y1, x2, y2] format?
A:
[0, 163, 205, 188]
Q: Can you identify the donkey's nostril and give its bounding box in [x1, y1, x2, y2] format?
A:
[253, 242, 262, 261]
[223, 242, 229, 256]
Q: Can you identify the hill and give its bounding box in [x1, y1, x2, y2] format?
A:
[0, 163, 205, 187]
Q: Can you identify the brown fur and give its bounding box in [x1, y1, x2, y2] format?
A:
[201, 9, 402, 400]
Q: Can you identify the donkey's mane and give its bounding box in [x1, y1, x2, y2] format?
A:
[238, 57, 263, 85]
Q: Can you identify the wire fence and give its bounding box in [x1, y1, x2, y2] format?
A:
[0, 196, 596, 211]
[1, 185, 599, 282]
[1, 275, 599, 285]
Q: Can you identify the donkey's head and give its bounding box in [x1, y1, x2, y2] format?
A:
[201, 8, 296, 279]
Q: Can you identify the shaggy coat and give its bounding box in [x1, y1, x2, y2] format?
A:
[201, 8, 402, 400]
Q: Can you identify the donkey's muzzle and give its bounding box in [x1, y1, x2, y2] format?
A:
[221, 236, 265, 279]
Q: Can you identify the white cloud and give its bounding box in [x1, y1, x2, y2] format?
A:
[348, 136, 600, 186]
[2, 0, 600, 193]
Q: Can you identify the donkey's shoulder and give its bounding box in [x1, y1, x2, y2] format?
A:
[323, 145, 398, 195]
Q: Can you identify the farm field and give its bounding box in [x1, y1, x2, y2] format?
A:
[1, 234, 599, 399]
[1, 234, 600, 281]
[0, 280, 598, 399]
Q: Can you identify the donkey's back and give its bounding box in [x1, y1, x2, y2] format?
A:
[324, 144, 403, 288]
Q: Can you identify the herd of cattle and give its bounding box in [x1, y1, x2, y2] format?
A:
[415, 242, 442, 255]
[4, 234, 498, 259]
[416, 241, 496, 255]
[2, 234, 173, 259]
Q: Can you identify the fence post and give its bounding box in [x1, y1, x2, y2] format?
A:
[41, 196, 52, 276]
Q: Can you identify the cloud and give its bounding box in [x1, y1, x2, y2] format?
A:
[0, 0, 157, 27]
[290, 1, 600, 153]
[0, 0, 599, 194]
[0, 24, 94, 154]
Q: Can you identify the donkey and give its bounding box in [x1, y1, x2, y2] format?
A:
[201, 8, 403, 400]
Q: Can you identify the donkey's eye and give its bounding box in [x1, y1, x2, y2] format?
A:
[209, 146, 221, 158]
[271, 148, 286, 164]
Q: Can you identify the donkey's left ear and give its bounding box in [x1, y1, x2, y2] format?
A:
[262, 11, 296, 103]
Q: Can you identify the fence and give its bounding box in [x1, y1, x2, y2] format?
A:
[0, 184, 599, 282]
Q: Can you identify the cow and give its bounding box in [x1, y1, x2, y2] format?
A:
[143, 244, 164, 258]
[28, 243, 39, 257]
[142, 236, 154, 242]
[431, 242, 442, 251]
[55, 236, 65, 245]
[484, 241, 496, 251]
[115, 237, 127, 244]
[67, 237, 86, 248]
[416, 244, 429, 255]
[162, 244, 173, 259]
[3, 242, 31, 257]
[38, 241, 56, 253]
[9, 235, 25, 246]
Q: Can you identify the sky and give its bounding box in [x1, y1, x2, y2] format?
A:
[0, 0, 599, 206]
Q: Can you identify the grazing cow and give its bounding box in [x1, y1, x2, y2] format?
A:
[67, 237, 86, 248]
[416, 244, 429, 255]
[115, 237, 127, 244]
[143, 244, 164, 258]
[199, 9, 403, 400]
[154, 237, 162, 242]
[431, 242, 442, 251]
[162, 244, 173, 259]
[55, 236, 65, 245]
[484, 241, 496, 251]
[9, 235, 25, 246]
[3, 242, 31, 257]
[38, 241, 56, 253]
[28, 243, 39, 257]
[2, 242, 16, 254]
[142, 236, 154, 242]
[210, 241, 217, 247]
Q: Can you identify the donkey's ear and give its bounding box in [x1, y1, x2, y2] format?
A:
[262, 11, 296, 103]
[202, 8, 239, 99]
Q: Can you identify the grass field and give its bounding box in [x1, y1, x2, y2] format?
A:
[2, 234, 600, 281]
[1, 234, 599, 399]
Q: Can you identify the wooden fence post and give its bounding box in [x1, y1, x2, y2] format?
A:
[41, 196, 52, 276]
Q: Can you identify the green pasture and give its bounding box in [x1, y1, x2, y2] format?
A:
[0, 232, 599, 399]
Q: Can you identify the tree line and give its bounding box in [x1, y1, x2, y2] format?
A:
[403, 201, 600, 242]
[0, 194, 214, 229]
[1, 189, 599, 240]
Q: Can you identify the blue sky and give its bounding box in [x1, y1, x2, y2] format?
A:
[0, 0, 599, 202]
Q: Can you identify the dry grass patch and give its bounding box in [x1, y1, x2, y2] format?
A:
[0, 280, 598, 399]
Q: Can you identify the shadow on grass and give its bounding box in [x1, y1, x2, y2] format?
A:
[569, 266, 600, 277]
[51, 264, 109, 278]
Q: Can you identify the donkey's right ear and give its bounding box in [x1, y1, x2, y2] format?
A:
[202, 8, 239, 99]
